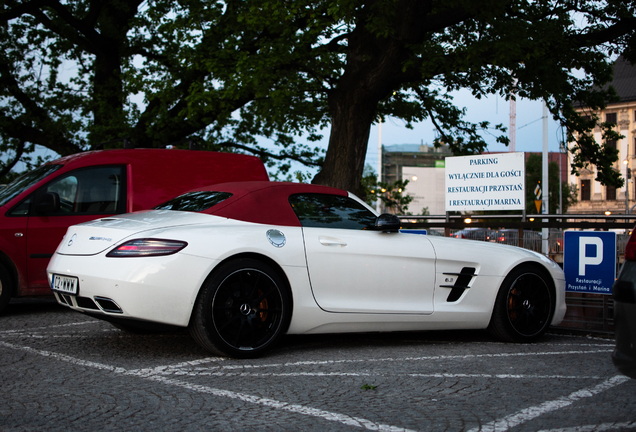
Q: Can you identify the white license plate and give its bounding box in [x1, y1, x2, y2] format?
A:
[52, 274, 79, 295]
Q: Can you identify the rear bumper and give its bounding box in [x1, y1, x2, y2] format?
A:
[47, 251, 217, 327]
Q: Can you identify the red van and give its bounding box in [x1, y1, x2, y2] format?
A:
[0, 149, 269, 311]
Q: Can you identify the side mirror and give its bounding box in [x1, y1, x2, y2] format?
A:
[373, 213, 401, 233]
[34, 192, 60, 214]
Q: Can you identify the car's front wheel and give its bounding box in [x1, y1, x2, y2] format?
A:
[189, 258, 291, 358]
[488, 264, 555, 343]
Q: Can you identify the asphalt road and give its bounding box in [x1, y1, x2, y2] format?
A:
[1, 298, 635, 432]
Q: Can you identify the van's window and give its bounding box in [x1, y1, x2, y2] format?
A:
[12, 165, 126, 216]
[0, 164, 62, 207]
[154, 191, 232, 212]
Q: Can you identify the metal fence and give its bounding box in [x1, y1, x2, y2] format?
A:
[400, 214, 635, 335]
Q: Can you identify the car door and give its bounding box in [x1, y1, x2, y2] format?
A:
[22, 166, 126, 293]
[290, 193, 437, 314]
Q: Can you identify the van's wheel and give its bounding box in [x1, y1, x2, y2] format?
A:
[189, 258, 291, 358]
[0, 264, 12, 314]
[488, 265, 555, 343]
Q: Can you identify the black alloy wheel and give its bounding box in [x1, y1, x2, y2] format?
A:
[190, 258, 291, 358]
[489, 265, 555, 343]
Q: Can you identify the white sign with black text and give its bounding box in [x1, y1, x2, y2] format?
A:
[445, 152, 525, 212]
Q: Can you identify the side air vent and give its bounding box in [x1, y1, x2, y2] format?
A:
[441, 267, 477, 302]
[94, 297, 123, 314]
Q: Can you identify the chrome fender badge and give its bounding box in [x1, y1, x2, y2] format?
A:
[67, 233, 77, 247]
[266, 229, 286, 248]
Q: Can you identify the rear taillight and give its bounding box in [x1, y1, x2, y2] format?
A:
[106, 239, 187, 257]
[625, 230, 636, 261]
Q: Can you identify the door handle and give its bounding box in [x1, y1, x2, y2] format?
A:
[319, 236, 347, 247]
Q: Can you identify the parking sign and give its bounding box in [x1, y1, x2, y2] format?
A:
[563, 231, 616, 295]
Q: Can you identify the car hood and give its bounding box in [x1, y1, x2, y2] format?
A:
[56, 210, 219, 256]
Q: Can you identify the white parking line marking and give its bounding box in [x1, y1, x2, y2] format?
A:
[164, 371, 603, 379]
[0, 320, 100, 335]
[538, 422, 636, 432]
[0, 329, 624, 432]
[145, 374, 414, 432]
[182, 349, 613, 372]
[0, 341, 415, 432]
[466, 375, 631, 432]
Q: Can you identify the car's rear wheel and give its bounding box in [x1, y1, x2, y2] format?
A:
[488, 265, 555, 343]
[189, 258, 291, 358]
[0, 264, 12, 314]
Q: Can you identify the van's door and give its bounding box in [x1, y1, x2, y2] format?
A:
[24, 166, 126, 293]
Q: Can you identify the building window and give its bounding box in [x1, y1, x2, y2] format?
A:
[581, 179, 591, 201]
[606, 113, 617, 124]
[607, 185, 616, 201]
[607, 140, 617, 149]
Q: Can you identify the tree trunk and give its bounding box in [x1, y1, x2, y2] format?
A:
[312, 0, 429, 193]
[90, 0, 142, 147]
[312, 90, 377, 195]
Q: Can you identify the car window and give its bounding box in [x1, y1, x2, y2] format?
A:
[154, 191, 232, 212]
[0, 164, 62, 207]
[289, 194, 377, 230]
[10, 165, 126, 216]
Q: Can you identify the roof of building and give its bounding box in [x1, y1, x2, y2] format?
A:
[576, 56, 636, 107]
[383, 144, 451, 154]
[609, 56, 636, 103]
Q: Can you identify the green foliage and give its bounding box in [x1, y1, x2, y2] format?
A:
[372, 180, 414, 215]
[360, 384, 377, 391]
[359, 164, 380, 206]
[359, 164, 414, 214]
[0, 0, 329, 176]
[270, 169, 313, 183]
[1, 0, 634, 191]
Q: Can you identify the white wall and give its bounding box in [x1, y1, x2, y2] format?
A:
[402, 167, 446, 215]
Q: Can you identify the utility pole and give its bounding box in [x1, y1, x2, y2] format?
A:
[377, 120, 382, 214]
[509, 86, 516, 152]
[625, 144, 630, 215]
[542, 101, 549, 255]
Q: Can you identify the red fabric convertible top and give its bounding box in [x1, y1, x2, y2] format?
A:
[193, 181, 348, 226]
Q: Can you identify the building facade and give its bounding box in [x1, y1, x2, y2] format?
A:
[568, 57, 636, 215]
[380, 143, 450, 215]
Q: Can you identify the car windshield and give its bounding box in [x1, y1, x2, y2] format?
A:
[154, 191, 232, 212]
[0, 164, 62, 207]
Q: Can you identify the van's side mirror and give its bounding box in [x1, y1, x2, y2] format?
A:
[373, 213, 401, 233]
[34, 192, 60, 214]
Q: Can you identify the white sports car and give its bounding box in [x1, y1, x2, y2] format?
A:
[48, 181, 566, 358]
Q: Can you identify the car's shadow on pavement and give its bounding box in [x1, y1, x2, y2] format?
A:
[276, 329, 496, 358]
[3, 297, 64, 317]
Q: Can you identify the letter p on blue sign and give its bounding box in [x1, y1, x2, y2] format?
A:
[564, 231, 616, 295]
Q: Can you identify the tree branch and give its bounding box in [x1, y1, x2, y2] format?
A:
[218, 141, 322, 167]
[0, 140, 25, 178]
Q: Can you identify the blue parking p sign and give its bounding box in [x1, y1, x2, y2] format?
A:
[563, 231, 616, 295]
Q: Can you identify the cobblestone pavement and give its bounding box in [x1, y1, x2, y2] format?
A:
[1, 298, 635, 432]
